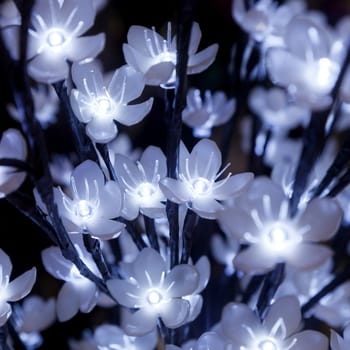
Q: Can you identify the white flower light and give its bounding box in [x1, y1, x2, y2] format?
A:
[2, 0, 106, 83]
[123, 22, 218, 89]
[54, 160, 125, 240]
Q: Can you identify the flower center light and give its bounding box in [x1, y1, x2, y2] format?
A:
[76, 200, 93, 219]
[258, 339, 278, 350]
[268, 226, 289, 246]
[97, 97, 112, 114]
[137, 183, 156, 198]
[192, 177, 211, 195]
[47, 30, 65, 47]
[147, 290, 162, 305]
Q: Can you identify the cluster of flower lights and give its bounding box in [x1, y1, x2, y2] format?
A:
[2, 0, 350, 349]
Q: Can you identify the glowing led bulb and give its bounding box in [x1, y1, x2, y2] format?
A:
[76, 200, 93, 218]
[97, 97, 112, 114]
[268, 227, 289, 245]
[147, 290, 162, 305]
[47, 30, 65, 47]
[137, 183, 156, 198]
[192, 177, 210, 195]
[258, 339, 278, 350]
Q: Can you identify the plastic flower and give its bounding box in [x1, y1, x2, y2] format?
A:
[106, 247, 200, 336]
[2, 0, 105, 83]
[331, 324, 350, 350]
[232, 0, 305, 47]
[122, 22, 218, 89]
[160, 139, 254, 219]
[113, 145, 167, 220]
[248, 86, 310, 135]
[94, 324, 158, 350]
[218, 176, 342, 274]
[220, 295, 328, 350]
[41, 236, 112, 322]
[0, 249, 37, 327]
[266, 15, 346, 110]
[53, 159, 125, 240]
[0, 128, 28, 198]
[182, 88, 236, 138]
[8, 85, 59, 128]
[70, 60, 153, 143]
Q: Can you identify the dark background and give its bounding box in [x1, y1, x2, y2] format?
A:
[1, 0, 350, 349]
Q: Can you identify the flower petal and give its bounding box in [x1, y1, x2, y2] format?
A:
[106, 279, 143, 308]
[165, 265, 199, 297]
[56, 282, 80, 322]
[140, 146, 167, 181]
[298, 197, 342, 242]
[159, 178, 191, 203]
[221, 302, 260, 345]
[116, 98, 153, 126]
[292, 330, 328, 350]
[159, 298, 190, 328]
[0, 302, 11, 327]
[7, 267, 36, 302]
[66, 34, 106, 62]
[187, 44, 219, 75]
[123, 307, 157, 336]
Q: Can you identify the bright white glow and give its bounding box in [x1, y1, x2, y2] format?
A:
[147, 290, 162, 305]
[258, 339, 278, 350]
[76, 200, 93, 219]
[192, 177, 211, 195]
[316, 58, 337, 90]
[97, 97, 112, 114]
[137, 183, 156, 198]
[46, 30, 65, 47]
[268, 226, 289, 247]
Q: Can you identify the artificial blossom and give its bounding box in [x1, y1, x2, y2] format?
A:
[2, 0, 350, 349]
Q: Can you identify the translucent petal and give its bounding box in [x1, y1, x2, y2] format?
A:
[27, 52, 69, 84]
[140, 146, 167, 181]
[221, 302, 260, 345]
[2, 25, 20, 60]
[234, 245, 278, 274]
[192, 197, 223, 218]
[56, 282, 80, 321]
[108, 65, 145, 103]
[159, 178, 191, 203]
[197, 331, 228, 350]
[298, 197, 342, 242]
[133, 248, 167, 288]
[263, 295, 301, 338]
[106, 279, 142, 308]
[66, 34, 106, 62]
[0, 249, 12, 284]
[213, 172, 254, 200]
[114, 154, 143, 188]
[78, 282, 99, 313]
[71, 60, 105, 97]
[292, 330, 328, 350]
[116, 98, 153, 126]
[286, 243, 333, 270]
[188, 139, 222, 180]
[188, 22, 202, 55]
[194, 256, 210, 292]
[187, 44, 219, 75]
[159, 298, 190, 328]
[59, 0, 95, 34]
[144, 62, 176, 86]
[32, 0, 61, 28]
[87, 219, 124, 240]
[7, 267, 36, 302]
[97, 180, 123, 217]
[123, 307, 157, 336]
[165, 265, 199, 297]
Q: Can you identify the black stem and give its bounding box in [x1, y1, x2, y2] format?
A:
[144, 216, 160, 252]
[180, 210, 199, 263]
[95, 143, 118, 181]
[53, 81, 98, 163]
[118, 217, 148, 250]
[83, 234, 111, 280]
[0, 325, 11, 350]
[255, 263, 285, 320]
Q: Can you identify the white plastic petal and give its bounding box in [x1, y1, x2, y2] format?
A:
[6, 267, 36, 302]
[123, 307, 157, 336]
[139, 146, 167, 181]
[165, 264, 199, 297]
[0, 248, 12, 281]
[298, 197, 342, 242]
[159, 178, 191, 203]
[56, 282, 80, 322]
[0, 302, 11, 327]
[159, 298, 190, 328]
[116, 98, 153, 126]
[187, 44, 219, 75]
[292, 330, 328, 350]
[106, 279, 142, 308]
[221, 302, 260, 345]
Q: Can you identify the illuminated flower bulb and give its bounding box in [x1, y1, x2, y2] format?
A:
[70, 60, 153, 143]
[182, 88, 236, 138]
[266, 15, 346, 110]
[41, 235, 112, 322]
[123, 22, 218, 89]
[113, 145, 167, 220]
[160, 139, 254, 219]
[218, 176, 342, 274]
[53, 159, 125, 240]
[2, 0, 106, 84]
[106, 247, 200, 336]
[220, 296, 328, 350]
